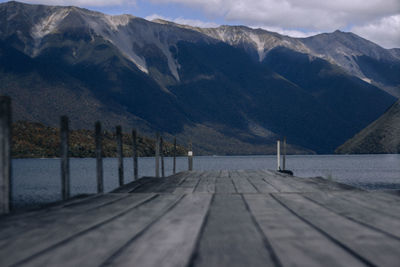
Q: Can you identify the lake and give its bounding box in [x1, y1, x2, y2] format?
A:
[11, 154, 400, 210]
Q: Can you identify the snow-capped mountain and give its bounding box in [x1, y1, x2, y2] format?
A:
[0, 1, 397, 154]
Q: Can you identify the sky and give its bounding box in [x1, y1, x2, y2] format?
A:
[2, 0, 400, 48]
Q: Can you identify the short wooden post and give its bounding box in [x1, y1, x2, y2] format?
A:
[188, 141, 193, 171]
[155, 132, 160, 178]
[277, 139, 281, 171]
[60, 116, 70, 200]
[95, 121, 103, 193]
[116, 126, 124, 186]
[0, 96, 11, 214]
[132, 129, 138, 181]
[160, 136, 165, 178]
[283, 136, 287, 171]
[173, 137, 176, 175]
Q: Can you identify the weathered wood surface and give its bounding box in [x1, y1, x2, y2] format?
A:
[0, 170, 399, 267]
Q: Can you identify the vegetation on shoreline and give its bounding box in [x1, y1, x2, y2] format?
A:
[12, 121, 187, 158]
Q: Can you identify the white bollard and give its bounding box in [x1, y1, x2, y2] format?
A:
[277, 139, 281, 171]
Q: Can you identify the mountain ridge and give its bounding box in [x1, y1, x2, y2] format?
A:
[0, 1, 397, 154]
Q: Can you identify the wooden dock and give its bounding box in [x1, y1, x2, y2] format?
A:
[1, 170, 400, 267]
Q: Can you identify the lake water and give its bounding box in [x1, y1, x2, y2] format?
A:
[11, 154, 400, 210]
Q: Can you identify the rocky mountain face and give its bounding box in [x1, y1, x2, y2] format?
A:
[0, 1, 397, 154]
[336, 100, 400, 154]
[163, 20, 400, 98]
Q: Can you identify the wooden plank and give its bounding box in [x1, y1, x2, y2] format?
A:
[173, 171, 203, 194]
[173, 137, 176, 175]
[334, 191, 400, 219]
[259, 170, 352, 193]
[60, 116, 70, 200]
[241, 171, 279, 193]
[215, 170, 236, 193]
[103, 194, 212, 267]
[95, 121, 104, 193]
[0, 193, 156, 266]
[132, 129, 138, 181]
[155, 132, 160, 178]
[303, 191, 400, 239]
[14, 194, 184, 267]
[243, 194, 365, 267]
[194, 171, 218, 193]
[0, 95, 11, 214]
[160, 136, 165, 178]
[190, 194, 278, 267]
[254, 170, 297, 192]
[273, 193, 400, 267]
[116, 126, 124, 186]
[230, 170, 258, 193]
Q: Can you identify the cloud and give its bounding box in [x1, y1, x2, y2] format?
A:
[351, 15, 400, 48]
[149, 0, 400, 29]
[250, 26, 321, 38]
[15, 0, 136, 7]
[145, 14, 219, 28]
[149, 0, 400, 47]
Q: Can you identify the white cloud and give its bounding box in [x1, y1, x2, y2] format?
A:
[145, 14, 218, 28]
[150, 0, 399, 29]
[250, 25, 321, 38]
[149, 0, 400, 47]
[351, 15, 400, 48]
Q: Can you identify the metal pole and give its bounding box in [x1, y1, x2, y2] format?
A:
[0, 96, 11, 214]
[60, 116, 70, 200]
[116, 126, 124, 186]
[173, 137, 176, 175]
[283, 136, 287, 171]
[277, 139, 281, 171]
[160, 136, 165, 178]
[155, 132, 160, 178]
[188, 140, 193, 171]
[95, 121, 103, 193]
[132, 129, 138, 181]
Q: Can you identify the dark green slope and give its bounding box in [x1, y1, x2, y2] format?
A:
[171, 42, 352, 153]
[263, 46, 396, 151]
[336, 100, 400, 154]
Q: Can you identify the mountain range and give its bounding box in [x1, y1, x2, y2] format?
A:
[0, 1, 398, 154]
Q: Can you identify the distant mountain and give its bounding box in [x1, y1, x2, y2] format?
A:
[0, 1, 397, 154]
[159, 21, 400, 98]
[336, 100, 400, 154]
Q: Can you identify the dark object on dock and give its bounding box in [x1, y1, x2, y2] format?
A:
[278, 169, 294, 175]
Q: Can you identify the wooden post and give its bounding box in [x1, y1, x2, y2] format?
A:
[160, 136, 165, 178]
[155, 132, 160, 178]
[95, 121, 103, 193]
[132, 129, 138, 181]
[277, 139, 281, 171]
[0, 96, 11, 214]
[283, 136, 287, 171]
[116, 126, 124, 186]
[60, 116, 70, 200]
[188, 140, 193, 171]
[173, 137, 176, 175]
